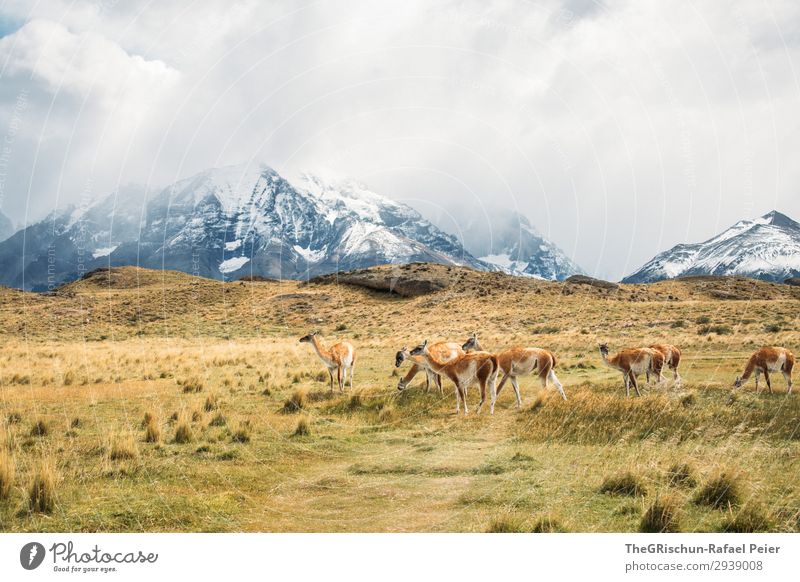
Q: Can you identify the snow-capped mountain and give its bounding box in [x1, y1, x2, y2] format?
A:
[429, 205, 584, 280]
[0, 209, 15, 242]
[623, 210, 800, 284]
[0, 164, 485, 291]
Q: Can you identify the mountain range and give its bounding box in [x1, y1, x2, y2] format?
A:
[430, 206, 584, 280]
[623, 210, 800, 283]
[0, 164, 502, 291]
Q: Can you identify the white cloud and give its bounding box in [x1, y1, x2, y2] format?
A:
[0, 0, 798, 280]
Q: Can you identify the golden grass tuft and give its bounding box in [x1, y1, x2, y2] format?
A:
[600, 471, 647, 497]
[693, 470, 743, 509]
[209, 413, 227, 427]
[720, 504, 774, 532]
[293, 416, 311, 437]
[530, 514, 566, 533]
[666, 462, 697, 487]
[282, 388, 307, 413]
[62, 370, 76, 386]
[231, 422, 251, 443]
[28, 461, 57, 513]
[6, 411, 22, 424]
[204, 394, 220, 412]
[640, 494, 681, 532]
[174, 417, 193, 444]
[30, 419, 49, 438]
[377, 405, 395, 423]
[0, 450, 14, 500]
[179, 376, 204, 393]
[486, 513, 526, 533]
[109, 434, 140, 460]
[144, 414, 161, 443]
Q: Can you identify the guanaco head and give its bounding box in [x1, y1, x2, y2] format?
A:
[733, 376, 743, 388]
[299, 331, 319, 343]
[462, 333, 480, 352]
[598, 343, 610, 357]
[409, 340, 429, 357]
[397, 376, 409, 391]
[395, 347, 410, 368]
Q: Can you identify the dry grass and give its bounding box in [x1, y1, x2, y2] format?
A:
[28, 462, 57, 514]
[174, 417, 193, 444]
[282, 388, 307, 413]
[640, 495, 682, 532]
[720, 504, 774, 532]
[0, 451, 14, 500]
[109, 434, 140, 460]
[694, 470, 743, 509]
[293, 416, 311, 437]
[144, 415, 161, 444]
[600, 472, 647, 497]
[0, 265, 797, 532]
[29, 420, 49, 438]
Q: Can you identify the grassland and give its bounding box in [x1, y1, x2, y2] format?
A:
[0, 264, 798, 532]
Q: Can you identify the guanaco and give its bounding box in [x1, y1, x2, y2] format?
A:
[409, 340, 499, 415]
[734, 347, 794, 394]
[299, 331, 355, 392]
[598, 343, 664, 397]
[462, 333, 566, 405]
[395, 342, 464, 393]
[649, 343, 682, 383]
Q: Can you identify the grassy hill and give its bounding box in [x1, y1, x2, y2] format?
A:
[0, 264, 798, 532]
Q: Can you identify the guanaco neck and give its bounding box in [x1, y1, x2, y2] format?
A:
[310, 336, 333, 364]
[600, 350, 621, 371]
[420, 349, 450, 372]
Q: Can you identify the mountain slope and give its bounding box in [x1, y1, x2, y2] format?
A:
[430, 205, 584, 280]
[0, 210, 14, 242]
[0, 164, 485, 290]
[623, 210, 800, 283]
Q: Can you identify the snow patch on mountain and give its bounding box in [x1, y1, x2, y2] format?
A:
[623, 211, 800, 283]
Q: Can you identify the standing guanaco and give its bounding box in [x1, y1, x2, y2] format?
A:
[649, 344, 682, 383]
[598, 343, 664, 397]
[409, 340, 499, 415]
[299, 331, 355, 392]
[462, 333, 566, 405]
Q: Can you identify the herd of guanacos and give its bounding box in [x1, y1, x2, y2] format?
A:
[299, 331, 796, 415]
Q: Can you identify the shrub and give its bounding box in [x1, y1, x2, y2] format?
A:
[28, 462, 57, 513]
[694, 470, 743, 509]
[282, 389, 307, 413]
[144, 415, 161, 443]
[334, 323, 347, 331]
[109, 435, 140, 460]
[204, 394, 219, 412]
[679, 392, 696, 407]
[293, 416, 311, 437]
[640, 495, 681, 532]
[720, 504, 773, 532]
[7, 411, 22, 424]
[209, 413, 227, 427]
[191, 410, 203, 422]
[0, 451, 14, 500]
[695, 315, 711, 325]
[667, 462, 697, 488]
[30, 420, 49, 438]
[63, 370, 76, 386]
[764, 323, 782, 333]
[174, 418, 193, 444]
[600, 472, 647, 497]
[70, 417, 82, 429]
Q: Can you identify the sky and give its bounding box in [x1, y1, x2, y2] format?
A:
[0, 0, 798, 281]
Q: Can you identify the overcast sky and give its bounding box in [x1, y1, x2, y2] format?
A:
[0, 0, 798, 280]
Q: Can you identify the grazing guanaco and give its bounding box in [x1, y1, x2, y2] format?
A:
[734, 347, 794, 394]
[299, 331, 355, 392]
[395, 342, 464, 393]
[598, 343, 664, 397]
[649, 344, 682, 383]
[409, 340, 499, 415]
[462, 333, 566, 405]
